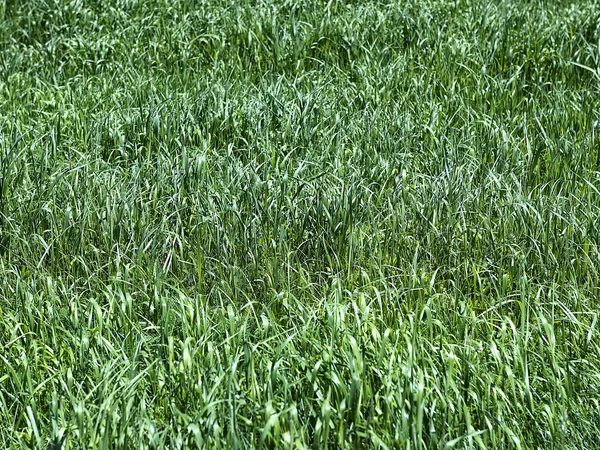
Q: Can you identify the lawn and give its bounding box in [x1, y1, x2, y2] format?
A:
[1, 0, 599, 448]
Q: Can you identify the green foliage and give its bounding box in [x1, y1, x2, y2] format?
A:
[1, 0, 599, 448]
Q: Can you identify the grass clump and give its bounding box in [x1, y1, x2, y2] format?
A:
[1, 0, 600, 448]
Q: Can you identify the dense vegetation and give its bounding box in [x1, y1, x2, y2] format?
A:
[1, 0, 600, 448]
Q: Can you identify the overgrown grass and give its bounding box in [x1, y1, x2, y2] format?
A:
[1, 0, 599, 448]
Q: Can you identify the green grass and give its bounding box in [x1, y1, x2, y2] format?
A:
[1, 0, 600, 448]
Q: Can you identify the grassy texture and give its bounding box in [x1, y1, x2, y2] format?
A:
[1, 0, 600, 448]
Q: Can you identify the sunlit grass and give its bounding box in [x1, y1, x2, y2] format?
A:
[1, 0, 599, 448]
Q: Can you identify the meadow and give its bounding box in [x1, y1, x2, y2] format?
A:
[1, 0, 599, 448]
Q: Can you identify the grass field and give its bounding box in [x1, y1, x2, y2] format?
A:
[1, 0, 600, 448]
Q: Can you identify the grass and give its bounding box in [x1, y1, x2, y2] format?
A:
[1, 0, 599, 448]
